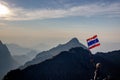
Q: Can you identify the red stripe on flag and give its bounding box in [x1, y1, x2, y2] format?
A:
[87, 35, 97, 41]
[89, 43, 100, 49]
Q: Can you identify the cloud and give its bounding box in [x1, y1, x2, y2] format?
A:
[0, 1, 120, 21]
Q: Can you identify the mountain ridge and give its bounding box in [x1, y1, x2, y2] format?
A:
[3, 47, 120, 80]
[3, 47, 94, 80]
[21, 38, 88, 69]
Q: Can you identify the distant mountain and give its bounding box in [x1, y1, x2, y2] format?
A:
[6, 44, 35, 55]
[3, 47, 94, 80]
[13, 50, 38, 65]
[0, 41, 19, 80]
[6, 44, 38, 65]
[21, 38, 88, 69]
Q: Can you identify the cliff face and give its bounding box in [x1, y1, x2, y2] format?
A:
[0, 41, 18, 80]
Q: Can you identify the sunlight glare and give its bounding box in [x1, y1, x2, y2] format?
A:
[0, 3, 10, 16]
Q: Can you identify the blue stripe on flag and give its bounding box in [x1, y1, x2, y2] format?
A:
[87, 38, 99, 46]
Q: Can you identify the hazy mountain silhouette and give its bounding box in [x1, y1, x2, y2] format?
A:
[6, 44, 34, 55]
[0, 41, 19, 80]
[2, 38, 120, 80]
[3, 47, 94, 80]
[3, 48, 120, 80]
[21, 38, 88, 69]
[13, 50, 38, 65]
[7, 44, 38, 65]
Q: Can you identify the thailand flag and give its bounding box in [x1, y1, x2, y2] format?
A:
[86, 35, 100, 49]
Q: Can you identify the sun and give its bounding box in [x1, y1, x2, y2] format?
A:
[0, 3, 10, 16]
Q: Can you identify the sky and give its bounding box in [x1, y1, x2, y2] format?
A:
[0, 0, 120, 53]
